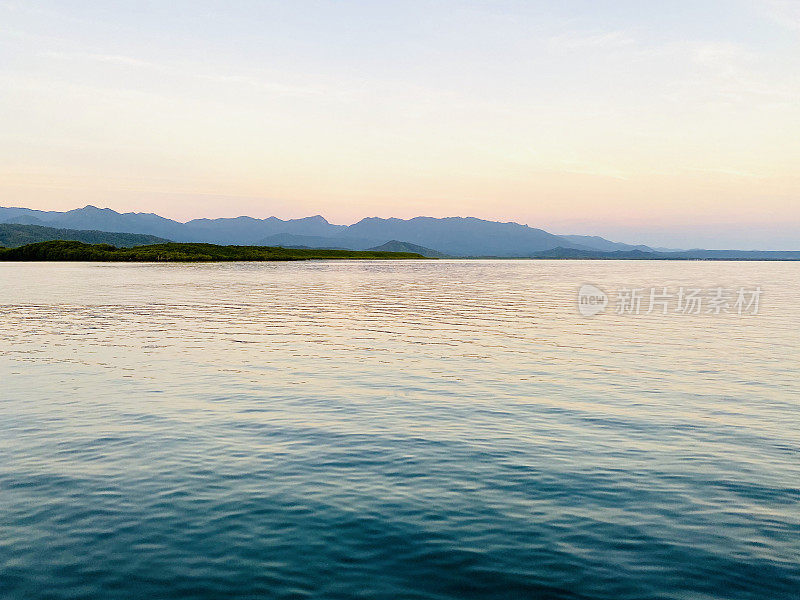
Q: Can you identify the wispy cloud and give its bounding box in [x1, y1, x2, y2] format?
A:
[662, 40, 799, 109]
[196, 73, 331, 99]
[689, 42, 755, 73]
[0, 0, 93, 25]
[685, 167, 768, 179]
[38, 50, 335, 100]
[759, 0, 800, 31]
[548, 30, 636, 51]
[558, 160, 630, 181]
[42, 50, 158, 69]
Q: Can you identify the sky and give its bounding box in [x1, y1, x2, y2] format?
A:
[1, 0, 798, 249]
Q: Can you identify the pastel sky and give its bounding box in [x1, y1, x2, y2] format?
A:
[1, 1, 799, 248]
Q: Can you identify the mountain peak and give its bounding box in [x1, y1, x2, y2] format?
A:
[79, 205, 119, 213]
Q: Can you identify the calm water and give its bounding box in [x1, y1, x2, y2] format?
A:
[1, 260, 798, 599]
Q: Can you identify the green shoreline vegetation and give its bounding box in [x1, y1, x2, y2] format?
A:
[3, 239, 799, 262]
[0, 240, 427, 262]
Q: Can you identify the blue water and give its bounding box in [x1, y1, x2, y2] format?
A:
[1, 261, 798, 599]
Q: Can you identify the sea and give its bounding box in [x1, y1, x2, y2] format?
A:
[1, 260, 798, 599]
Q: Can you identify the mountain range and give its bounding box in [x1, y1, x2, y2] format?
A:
[0, 205, 654, 257]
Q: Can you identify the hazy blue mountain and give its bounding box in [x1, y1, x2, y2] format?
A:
[345, 216, 587, 256]
[0, 212, 50, 225]
[258, 233, 380, 250]
[367, 240, 452, 258]
[0, 205, 673, 256]
[662, 249, 800, 260]
[263, 217, 589, 255]
[0, 207, 66, 226]
[559, 235, 654, 252]
[0, 206, 186, 239]
[529, 247, 800, 260]
[0, 206, 349, 245]
[185, 215, 347, 244]
[0, 223, 170, 248]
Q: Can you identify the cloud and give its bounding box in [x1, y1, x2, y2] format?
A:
[689, 42, 754, 71]
[42, 51, 158, 69]
[39, 50, 333, 100]
[759, 0, 800, 31]
[547, 30, 636, 51]
[196, 73, 330, 99]
[558, 160, 630, 181]
[685, 167, 767, 180]
[662, 40, 799, 109]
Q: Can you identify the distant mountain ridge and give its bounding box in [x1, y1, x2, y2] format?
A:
[366, 240, 451, 258]
[530, 247, 800, 260]
[559, 235, 654, 252]
[0, 205, 667, 257]
[0, 223, 170, 248]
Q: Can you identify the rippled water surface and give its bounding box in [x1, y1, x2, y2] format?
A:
[1, 260, 798, 599]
